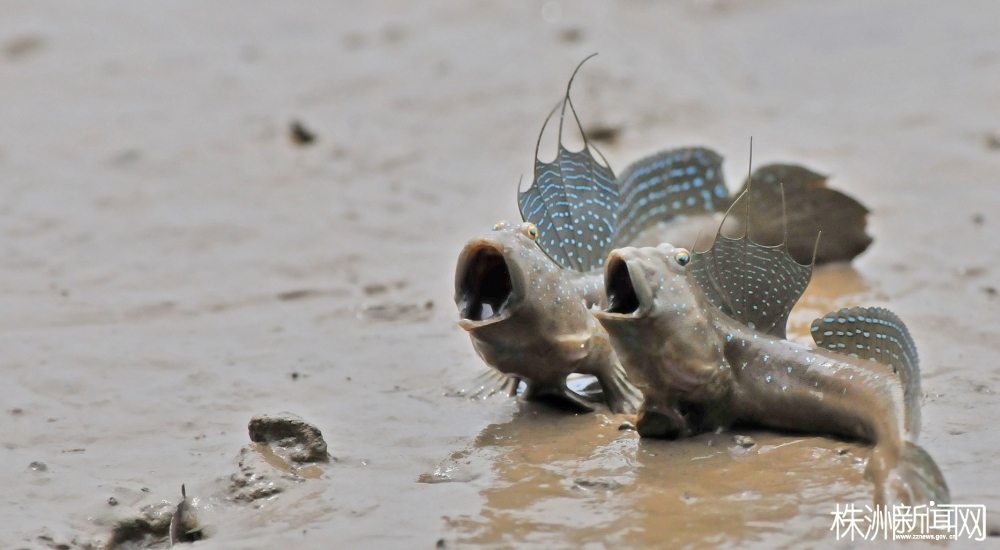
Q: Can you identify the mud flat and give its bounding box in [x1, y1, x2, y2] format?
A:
[2, 1, 1000, 548]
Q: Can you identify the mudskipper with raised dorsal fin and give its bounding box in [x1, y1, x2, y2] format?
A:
[594, 168, 949, 506]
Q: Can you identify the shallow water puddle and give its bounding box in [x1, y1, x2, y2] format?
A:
[443, 406, 870, 548]
[439, 262, 876, 548]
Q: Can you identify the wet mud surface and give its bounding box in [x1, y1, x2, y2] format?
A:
[3, 1, 1000, 548]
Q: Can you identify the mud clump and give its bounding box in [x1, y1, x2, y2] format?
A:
[289, 120, 317, 146]
[107, 502, 174, 549]
[105, 486, 205, 549]
[229, 448, 287, 502]
[248, 412, 329, 463]
[230, 413, 328, 502]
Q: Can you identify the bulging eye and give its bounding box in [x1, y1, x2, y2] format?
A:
[674, 249, 691, 266]
[493, 222, 505, 231]
[522, 223, 538, 240]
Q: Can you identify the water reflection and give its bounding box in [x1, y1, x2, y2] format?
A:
[444, 403, 870, 548]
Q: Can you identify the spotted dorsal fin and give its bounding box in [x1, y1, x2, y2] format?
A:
[518, 57, 619, 272]
[688, 188, 815, 339]
[811, 306, 921, 436]
[611, 147, 728, 248]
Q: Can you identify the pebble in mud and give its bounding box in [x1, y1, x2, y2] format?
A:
[29, 461, 47, 471]
[289, 119, 317, 145]
[732, 435, 755, 448]
[618, 421, 636, 431]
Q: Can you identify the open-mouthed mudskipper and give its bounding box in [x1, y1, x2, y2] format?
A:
[594, 186, 949, 506]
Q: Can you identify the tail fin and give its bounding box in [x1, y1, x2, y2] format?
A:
[869, 442, 950, 506]
[811, 306, 921, 437]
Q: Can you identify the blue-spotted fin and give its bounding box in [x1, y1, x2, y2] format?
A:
[626, 162, 873, 265]
[594, 182, 949, 506]
[455, 57, 724, 413]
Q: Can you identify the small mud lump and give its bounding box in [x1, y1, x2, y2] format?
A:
[289, 120, 317, 146]
[108, 502, 174, 549]
[248, 412, 329, 463]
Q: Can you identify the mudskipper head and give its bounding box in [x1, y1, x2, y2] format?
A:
[457, 55, 613, 333]
[600, 243, 696, 321]
[596, 180, 817, 399]
[594, 243, 725, 395]
[454, 220, 546, 331]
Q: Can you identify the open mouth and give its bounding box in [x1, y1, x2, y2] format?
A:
[457, 244, 514, 325]
[604, 255, 641, 315]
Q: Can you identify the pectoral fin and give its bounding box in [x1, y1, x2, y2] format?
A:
[450, 368, 520, 399]
[595, 362, 642, 415]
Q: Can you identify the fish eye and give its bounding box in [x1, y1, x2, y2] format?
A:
[674, 249, 691, 266]
[521, 223, 538, 240]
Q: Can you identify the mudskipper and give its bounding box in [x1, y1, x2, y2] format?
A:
[594, 178, 949, 506]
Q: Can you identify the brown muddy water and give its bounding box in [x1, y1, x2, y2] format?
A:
[2, 1, 1000, 549]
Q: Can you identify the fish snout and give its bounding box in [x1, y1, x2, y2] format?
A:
[593, 249, 654, 321]
[455, 239, 520, 330]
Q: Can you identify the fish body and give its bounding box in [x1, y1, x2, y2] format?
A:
[594, 195, 948, 505]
